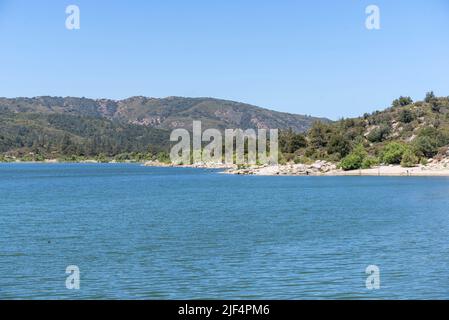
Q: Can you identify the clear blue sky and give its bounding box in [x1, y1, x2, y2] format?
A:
[0, 0, 448, 119]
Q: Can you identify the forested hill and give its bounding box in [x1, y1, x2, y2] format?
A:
[278, 92, 449, 169]
[0, 96, 327, 161]
[0, 96, 327, 132]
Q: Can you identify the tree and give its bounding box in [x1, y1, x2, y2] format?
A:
[366, 125, 390, 143]
[308, 122, 332, 148]
[392, 96, 413, 108]
[425, 91, 436, 103]
[279, 129, 307, 153]
[327, 134, 351, 158]
[340, 144, 367, 171]
[413, 135, 439, 158]
[398, 109, 415, 123]
[381, 142, 408, 164]
[401, 149, 419, 167]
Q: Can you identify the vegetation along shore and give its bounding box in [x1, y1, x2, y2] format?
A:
[1, 92, 449, 176]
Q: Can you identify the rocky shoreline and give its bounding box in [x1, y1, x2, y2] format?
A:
[4, 158, 449, 176]
[224, 158, 449, 176]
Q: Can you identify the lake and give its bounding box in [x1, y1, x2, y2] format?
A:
[1, 163, 449, 299]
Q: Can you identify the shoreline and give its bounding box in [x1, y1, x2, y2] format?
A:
[222, 160, 449, 177]
[2, 160, 449, 177]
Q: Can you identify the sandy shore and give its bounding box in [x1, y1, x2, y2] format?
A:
[327, 165, 449, 176]
[224, 163, 449, 177]
[5, 159, 449, 176]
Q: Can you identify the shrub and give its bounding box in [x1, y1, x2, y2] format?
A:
[293, 156, 313, 164]
[367, 125, 390, 143]
[327, 134, 351, 158]
[95, 153, 109, 163]
[157, 151, 171, 163]
[413, 135, 439, 158]
[340, 144, 367, 171]
[425, 91, 436, 103]
[398, 109, 415, 123]
[381, 142, 408, 164]
[401, 149, 419, 167]
[392, 96, 413, 108]
[362, 156, 379, 169]
[431, 101, 441, 113]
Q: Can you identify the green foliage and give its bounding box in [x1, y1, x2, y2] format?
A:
[95, 153, 109, 163]
[425, 91, 436, 103]
[366, 125, 390, 143]
[398, 109, 415, 124]
[0, 111, 170, 160]
[413, 127, 449, 158]
[361, 156, 379, 169]
[293, 156, 313, 164]
[0, 154, 9, 162]
[157, 151, 170, 163]
[340, 144, 367, 171]
[392, 96, 413, 108]
[326, 134, 351, 158]
[401, 149, 419, 168]
[381, 142, 408, 164]
[413, 135, 439, 158]
[279, 129, 307, 153]
[308, 121, 333, 148]
[2, 92, 449, 168]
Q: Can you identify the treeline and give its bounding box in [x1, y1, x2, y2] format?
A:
[0, 112, 170, 161]
[278, 92, 449, 170]
[2, 92, 449, 168]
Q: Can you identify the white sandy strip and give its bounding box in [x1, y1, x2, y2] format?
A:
[238, 165, 449, 176]
[327, 166, 449, 176]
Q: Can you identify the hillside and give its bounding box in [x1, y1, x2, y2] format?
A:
[0, 96, 327, 161]
[0, 96, 327, 132]
[0, 112, 170, 161]
[278, 92, 449, 169]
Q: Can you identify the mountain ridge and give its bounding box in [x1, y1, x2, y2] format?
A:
[0, 96, 329, 132]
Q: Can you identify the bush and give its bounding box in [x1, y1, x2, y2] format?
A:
[157, 151, 171, 163]
[95, 153, 109, 163]
[401, 149, 419, 167]
[367, 125, 390, 143]
[327, 134, 351, 158]
[340, 144, 367, 171]
[293, 156, 313, 164]
[362, 156, 379, 169]
[398, 109, 415, 124]
[413, 135, 439, 158]
[392, 96, 413, 108]
[425, 91, 436, 103]
[381, 142, 408, 164]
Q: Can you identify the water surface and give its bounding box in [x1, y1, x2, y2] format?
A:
[1, 163, 449, 299]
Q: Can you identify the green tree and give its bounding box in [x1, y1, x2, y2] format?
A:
[413, 135, 439, 158]
[400, 149, 419, 167]
[425, 91, 436, 103]
[392, 96, 413, 108]
[326, 134, 351, 158]
[279, 129, 307, 153]
[381, 142, 408, 164]
[308, 122, 332, 149]
[398, 109, 415, 124]
[366, 125, 390, 143]
[340, 144, 367, 171]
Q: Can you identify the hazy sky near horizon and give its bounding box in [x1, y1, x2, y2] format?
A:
[0, 0, 448, 119]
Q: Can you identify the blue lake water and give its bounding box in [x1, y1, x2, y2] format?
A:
[1, 163, 449, 299]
